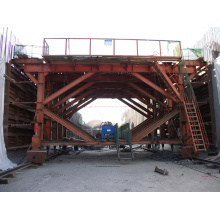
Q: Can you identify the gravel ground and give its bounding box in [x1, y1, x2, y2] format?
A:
[1, 146, 220, 192]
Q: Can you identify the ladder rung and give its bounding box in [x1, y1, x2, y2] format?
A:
[119, 158, 133, 160]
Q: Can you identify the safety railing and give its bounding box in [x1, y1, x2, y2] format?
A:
[43, 38, 182, 59]
[180, 59, 209, 151]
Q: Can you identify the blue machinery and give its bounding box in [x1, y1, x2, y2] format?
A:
[101, 126, 115, 141]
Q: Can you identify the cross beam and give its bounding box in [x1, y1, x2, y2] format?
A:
[128, 82, 167, 108]
[43, 72, 95, 105]
[131, 72, 178, 102]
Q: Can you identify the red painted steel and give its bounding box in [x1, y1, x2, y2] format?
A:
[66, 98, 97, 120]
[118, 98, 148, 118]
[43, 72, 95, 105]
[128, 82, 167, 107]
[131, 72, 178, 102]
[43, 107, 95, 141]
[154, 62, 183, 101]
[132, 108, 180, 141]
[53, 82, 94, 109]
[11, 38, 209, 158]
[58, 89, 95, 113]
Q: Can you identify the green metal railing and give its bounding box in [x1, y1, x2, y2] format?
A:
[115, 123, 134, 161]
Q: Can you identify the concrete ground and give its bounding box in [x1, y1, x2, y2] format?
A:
[1, 146, 220, 192]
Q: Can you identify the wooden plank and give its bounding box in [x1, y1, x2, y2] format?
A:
[0, 178, 10, 184]
[4, 173, 16, 178]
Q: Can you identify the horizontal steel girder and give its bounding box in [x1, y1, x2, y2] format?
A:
[16, 60, 200, 74]
[41, 139, 182, 146]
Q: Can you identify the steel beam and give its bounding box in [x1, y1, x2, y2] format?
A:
[32, 72, 45, 150]
[66, 98, 97, 120]
[25, 72, 38, 84]
[58, 89, 95, 113]
[41, 139, 182, 146]
[43, 72, 95, 105]
[65, 98, 89, 116]
[133, 108, 180, 141]
[154, 62, 183, 101]
[131, 72, 178, 102]
[128, 82, 167, 108]
[124, 89, 154, 108]
[16, 59, 202, 74]
[126, 97, 153, 116]
[53, 82, 94, 109]
[118, 98, 148, 118]
[42, 107, 95, 141]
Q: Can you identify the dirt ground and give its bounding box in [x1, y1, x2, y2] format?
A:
[1, 145, 220, 192]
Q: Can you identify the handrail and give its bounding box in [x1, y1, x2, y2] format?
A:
[42, 37, 182, 59]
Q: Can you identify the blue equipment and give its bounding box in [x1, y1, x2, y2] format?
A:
[101, 125, 115, 141]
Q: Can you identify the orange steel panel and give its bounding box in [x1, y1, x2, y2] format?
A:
[43, 72, 95, 105]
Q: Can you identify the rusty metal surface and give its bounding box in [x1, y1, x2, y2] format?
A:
[154, 166, 169, 175]
[26, 150, 47, 164]
[0, 163, 32, 178]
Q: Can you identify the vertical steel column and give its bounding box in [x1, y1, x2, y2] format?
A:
[32, 72, 45, 150]
[168, 100, 175, 138]
[46, 81, 52, 140]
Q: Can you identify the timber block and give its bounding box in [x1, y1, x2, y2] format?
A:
[27, 150, 47, 164]
[0, 178, 10, 184]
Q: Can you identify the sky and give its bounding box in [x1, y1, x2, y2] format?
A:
[1, 0, 219, 124]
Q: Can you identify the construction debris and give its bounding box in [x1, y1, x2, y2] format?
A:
[148, 150, 180, 161]
[154, 166, 169, 175]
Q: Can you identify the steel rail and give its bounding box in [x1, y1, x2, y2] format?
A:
[0, 162, 32, 178]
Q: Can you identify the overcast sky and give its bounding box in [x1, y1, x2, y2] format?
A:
[1, 0, 219, 123]
[2, 0, 219, 47]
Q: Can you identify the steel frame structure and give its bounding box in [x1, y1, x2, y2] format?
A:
[12, 38, 209, 162]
